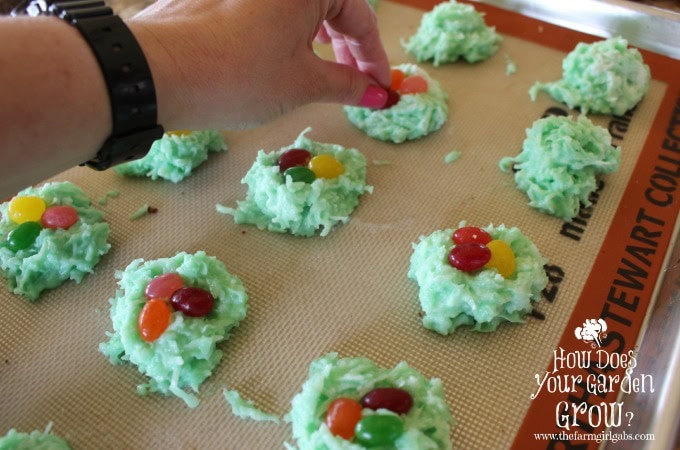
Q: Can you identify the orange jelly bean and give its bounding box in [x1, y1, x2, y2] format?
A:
[398, 75, 428, 94]
[309, 154, 345, 179]
[138, 299, 172, 342]
[325, 398, 363, 440]
[390, 69, 406, 90]
[484, 240, 516, 278]
[8, 196, 46, 224]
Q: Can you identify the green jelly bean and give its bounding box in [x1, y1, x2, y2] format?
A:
[354, 414, 404, 447]
[283, 166, 316, 184]
[6, 221, 42, 251]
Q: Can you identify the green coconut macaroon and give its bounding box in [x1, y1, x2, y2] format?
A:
[345, 64, 448, 143]
[286, 353, 453, 450]
[499, 115, 621, 221]
[408, 224, 548, 334]
[217, 128, 371, 237]
[99, 251, 248, 408]
[403, 0, 501, 65]
[114, 130, 227, 183]
[223, 389, 281, 424]
[0, 424, 70, 450]
[529, 37, 650, 116]
[0, 182, 111, 301]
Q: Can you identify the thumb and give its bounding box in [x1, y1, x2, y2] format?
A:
[312, 58, 388, 109]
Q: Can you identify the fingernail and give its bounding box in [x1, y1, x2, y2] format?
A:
[359, 85, 388, 109]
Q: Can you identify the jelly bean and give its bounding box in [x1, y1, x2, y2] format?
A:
[6, 221, 42, 252]
[360, 388, 413, 415]
[309, 155, 344, 179]
[484, 240, 516, 278]
[166, 130, 192, 137]
[284, 166, 316, 184]
[145, 272, 184, 300]
[452, 226, 492, 246]
[41, 205, 78, 230]
[171, 287, 215, 317]
[354, 415, 404, 447]
[138, 299, 172, 342]
[380, 89, 401, 110]
[325, 398, 362, 440]
[8, 196, 46, 224]
[390, 69, 406, 90]
[278, 148, 312, 172]
[398, 75, 428, 94]
[448, 242, 491, 272]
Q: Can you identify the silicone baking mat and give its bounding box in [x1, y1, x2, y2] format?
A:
[1, 1, 679, 449]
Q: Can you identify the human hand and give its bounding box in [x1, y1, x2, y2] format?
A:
[128, 0, 391, 130]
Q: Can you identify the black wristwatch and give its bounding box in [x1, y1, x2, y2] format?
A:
[11, 0, 165, 170]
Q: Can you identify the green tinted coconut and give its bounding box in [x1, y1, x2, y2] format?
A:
[99, 251, 247, 408]
[344, 64, 448, 143]
[408, 224, 548, 334]
[217, 128, 371, 237]
[500, 115, 620, 220]
[223, 389, 281, 424]
[0, 425, 70, 450]
[287, 353, 453, 450]
[0, 182, 110, 300]
[403, 0, 501, 65]
[529, 37, 650, 115]
[115, 130, 226, 183]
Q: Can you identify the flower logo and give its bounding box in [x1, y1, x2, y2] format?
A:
[574, 318, 607, 347]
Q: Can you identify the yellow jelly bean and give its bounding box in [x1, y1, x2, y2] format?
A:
[484, 240, 516, 278]
[8, 196, 46, 224]
[309, 154, 345, 179]
[166, 130, 192, 137]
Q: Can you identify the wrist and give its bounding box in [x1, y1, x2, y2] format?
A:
[1, 16, 111, 158]
[0, 16, 111, 194]
[126, 15, 240, 130]
[126, 21, 179, 130]
[10, 1, 166, 169]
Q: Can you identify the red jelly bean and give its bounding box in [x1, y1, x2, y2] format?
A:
[278, 148, 312, 172]
[138, 299, 172, 342]
[41, 205, 78, 230]
[398, 75, 428, 94]
[325, 398, 363, 440]
[145, 273, 184, 301]
[449, 242, 491, 272]
[452, 226, 492, 245]
[380, 88, 401, 110]
[171, 287, 215, 317]
[360, 387, 413, 415]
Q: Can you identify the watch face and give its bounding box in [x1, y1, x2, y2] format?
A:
[10, 0, 49, 16]
[27, 1, 47, 16]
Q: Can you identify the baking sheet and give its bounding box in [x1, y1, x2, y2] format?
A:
[1, 1, 679, 449]
[478, 0, 680, 59]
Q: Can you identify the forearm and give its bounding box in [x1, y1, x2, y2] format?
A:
[0, 16, 111, 197]
[0, 0, 390, 199]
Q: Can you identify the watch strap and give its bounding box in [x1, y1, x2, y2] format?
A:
[11, 0, 165, 170]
